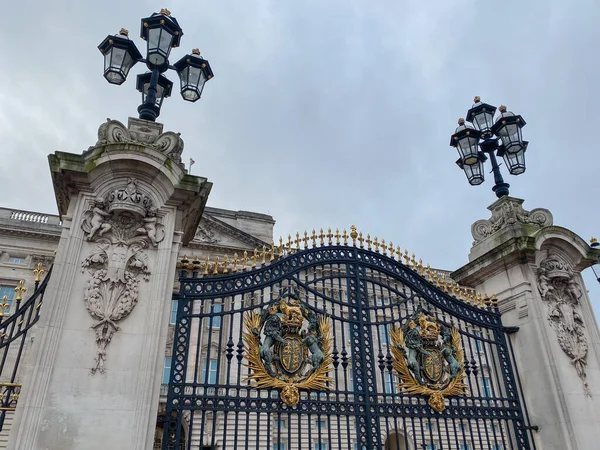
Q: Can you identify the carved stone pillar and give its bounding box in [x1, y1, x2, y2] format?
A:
[8, 118, 211, 450]
[452, 196, 600, 450]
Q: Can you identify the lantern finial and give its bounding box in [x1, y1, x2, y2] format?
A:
[498, 105, 507, 113]
[160, 8, 171, 16]
[474, 95, 481, 103]
[119, 28, 129, 36]
[192, 48, 201, 55]
[458, 118, 465, 125]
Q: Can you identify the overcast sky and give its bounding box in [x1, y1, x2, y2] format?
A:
[1, 0, 599, 316]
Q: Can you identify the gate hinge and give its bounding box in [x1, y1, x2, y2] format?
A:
[503, 326, 520, 334]
[525, 425, 539, 432]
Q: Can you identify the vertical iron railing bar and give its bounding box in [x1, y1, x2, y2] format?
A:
[243, 410, 250, 450]
[266, 402, 272, 450]
[221, 296, 234, 450]
[194, 301, 208, 449]
[356, 252, 382, 448]
[481, 327, 504, 406]
[506, 331, 538, 450]
[163, 277, 191, 447]
[442, 415, 451, 450]
[210, 295, 226, 449]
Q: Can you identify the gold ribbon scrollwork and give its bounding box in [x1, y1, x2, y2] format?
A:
[391, 311, 468, 412]
[243, 289, 332, 407]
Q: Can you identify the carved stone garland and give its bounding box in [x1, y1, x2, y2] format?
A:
[472, 197, 553, 243]
[81, 178, 165, 374]
[537, 253, 591, 396]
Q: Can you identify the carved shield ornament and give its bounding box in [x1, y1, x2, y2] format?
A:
[243, 289, 332, 407]
[391, 311, 467, 412]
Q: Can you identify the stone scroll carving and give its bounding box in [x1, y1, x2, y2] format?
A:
[537, 253, 591, 396]
[96, 118, 185, 167]
[472, 197, 553, 243]
[80, 178, 165, 374]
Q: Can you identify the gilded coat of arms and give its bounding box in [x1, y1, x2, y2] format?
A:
[243, 289, 332, 407]
[391, 310, 467, 412]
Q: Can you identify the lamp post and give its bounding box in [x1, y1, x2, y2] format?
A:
[450, 97, 527, 198]
[97, 8, 214, 122]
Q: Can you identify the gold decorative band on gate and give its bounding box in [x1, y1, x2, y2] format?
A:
[177, 225, 498, 310]
[0, 382, 22, 411]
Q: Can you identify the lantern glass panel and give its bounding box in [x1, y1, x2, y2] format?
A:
[178, 64, 207, 102]
[472, 110, 495, 132]
[498, 123, 524, 153]
[457, 135, 480, 165]
[503, 148, 526, 175]
[463, 160, 484, 185]
[147, 27, 174, 66]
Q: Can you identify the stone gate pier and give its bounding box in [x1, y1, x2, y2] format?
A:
[452, 196, 600, 450]
[7, 118, 211, 450]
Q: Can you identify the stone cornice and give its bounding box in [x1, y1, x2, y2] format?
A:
[452, 226, 600, 287]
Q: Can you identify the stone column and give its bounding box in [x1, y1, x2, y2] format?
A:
[8, 118, 212, 450]
[452, 196, 600, 450]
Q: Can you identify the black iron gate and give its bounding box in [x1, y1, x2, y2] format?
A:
[163, 231, 536, 450]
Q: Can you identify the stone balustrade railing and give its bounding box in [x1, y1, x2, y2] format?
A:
[0, 208, 61, 226]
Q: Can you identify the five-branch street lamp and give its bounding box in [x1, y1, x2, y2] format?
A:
[450, 96, 528, 198]
[97, 8, 214, 122]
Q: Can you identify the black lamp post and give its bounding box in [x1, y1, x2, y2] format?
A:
[97, 8, 214, 122]
[450, 97, 527, 198]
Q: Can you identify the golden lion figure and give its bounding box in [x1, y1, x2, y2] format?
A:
[418, 313, 440, 339]
[279, 299, 304, 325]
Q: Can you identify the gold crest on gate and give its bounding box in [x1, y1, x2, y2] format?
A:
[391, 309, 468, 412]
[243, 288, 332, 407]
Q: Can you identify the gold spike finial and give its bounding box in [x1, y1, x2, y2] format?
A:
[311, 229, 317, 247]
[342, 229, 348, 246]
[350, 225, 358, 246]
[388, 241, 394, 258]
[212, 256, 220, 275]
[302, 231, 309, 249]
[223, 255, 229, 274]
[233, 253, 239, 272]
[366, 234, 372, 251]
[373, 236, 379, 252]
[15, 280, 26, 302]
[380, 238, 386, 255]
[334, 228, 340, 245]
[403, 250, 410, 265]
[242, 251, 249, 271]
[203, 256, 210, 275]
[327, 228, 333, 245]
[358, 232, 365, 248]
[252, 249, 259, 267]
[0, 296, 9, 317]
[33, 262, 45, 283]
[319, 229, 325, 246]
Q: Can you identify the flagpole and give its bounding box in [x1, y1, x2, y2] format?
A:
[189, 157, 195, 175]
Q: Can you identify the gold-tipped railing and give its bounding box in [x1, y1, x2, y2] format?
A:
[177, 225, 498, 310]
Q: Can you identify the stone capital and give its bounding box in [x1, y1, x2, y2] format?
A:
[48, 117, 211, 244]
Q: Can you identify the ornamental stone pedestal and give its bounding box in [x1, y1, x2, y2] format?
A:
[452, 196, 600, 450]
[8, 118, 212, 450]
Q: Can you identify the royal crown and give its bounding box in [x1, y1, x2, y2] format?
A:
[106, 178, 154, 217]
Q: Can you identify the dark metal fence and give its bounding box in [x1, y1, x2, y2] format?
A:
[163, 233, 536, 450]
[0, 265, 51, 432]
